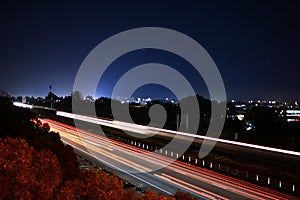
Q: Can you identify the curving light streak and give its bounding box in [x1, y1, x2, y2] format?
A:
[155, 173, 229, 200]
[44, 118, 297, 200]
[13, 102, 33, 109]
[56, 111, 300, 157]
[61, 140, 173, 196]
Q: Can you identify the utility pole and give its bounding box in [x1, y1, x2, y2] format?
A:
[49, 85, 53, 109]
[176, 114, 180, 131]
[186, 114, 189, 132]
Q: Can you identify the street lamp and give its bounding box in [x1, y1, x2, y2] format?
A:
[49, 85, 53, 109]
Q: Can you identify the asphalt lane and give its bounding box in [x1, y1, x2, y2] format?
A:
[41, 118, 299, 200]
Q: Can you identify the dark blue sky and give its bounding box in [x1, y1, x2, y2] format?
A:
[1, 1, 299, 101]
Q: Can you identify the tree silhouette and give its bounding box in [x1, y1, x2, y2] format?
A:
[86, 95, 94, 102]
[72, 91, 83, 101]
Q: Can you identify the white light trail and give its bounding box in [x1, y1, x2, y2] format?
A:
[56, 111, 300, 157]
[13, 102, 33, 109]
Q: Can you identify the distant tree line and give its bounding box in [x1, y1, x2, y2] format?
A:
[12, 91, 214, 133]
[9, 89, 300, 150]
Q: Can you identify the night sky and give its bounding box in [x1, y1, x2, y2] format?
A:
[1, 1, 300, 101]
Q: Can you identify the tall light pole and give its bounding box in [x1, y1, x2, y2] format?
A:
[49, 85, 53, 109]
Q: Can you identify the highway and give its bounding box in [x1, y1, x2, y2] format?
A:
[40, 117, 299, 200]
[57, 111, 300, 156]
[57, 111, 300, 173]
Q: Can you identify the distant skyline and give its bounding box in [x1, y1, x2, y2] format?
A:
[1, 1, 300, 101]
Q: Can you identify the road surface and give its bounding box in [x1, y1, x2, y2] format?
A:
[40, 118, 299, 200]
